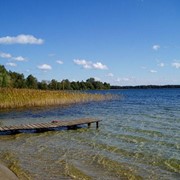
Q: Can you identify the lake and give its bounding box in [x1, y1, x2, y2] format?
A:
[0, 89, 180, 179]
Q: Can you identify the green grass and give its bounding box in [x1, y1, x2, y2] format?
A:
[0, 88, 114, 110]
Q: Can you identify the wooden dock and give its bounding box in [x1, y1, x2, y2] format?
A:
[0, 118, 101, 134]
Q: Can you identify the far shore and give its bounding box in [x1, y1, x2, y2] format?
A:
[111, 84, 180, 89]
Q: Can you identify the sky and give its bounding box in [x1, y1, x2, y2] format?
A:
[0, 0, 180, 86]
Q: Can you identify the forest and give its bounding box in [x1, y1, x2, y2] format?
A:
[0, 65, 110, 90]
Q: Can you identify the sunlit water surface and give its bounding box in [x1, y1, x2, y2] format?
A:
[0, 89, 180, 179]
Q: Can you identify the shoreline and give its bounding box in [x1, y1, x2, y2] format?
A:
[0, 163, 18, 180]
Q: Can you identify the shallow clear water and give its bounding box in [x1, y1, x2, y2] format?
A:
[0, 89, 180, 179]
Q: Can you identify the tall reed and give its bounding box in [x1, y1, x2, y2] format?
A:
[0, 88, 114, 110]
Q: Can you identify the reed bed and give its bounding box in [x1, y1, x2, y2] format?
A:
[0, 88, 114, 110]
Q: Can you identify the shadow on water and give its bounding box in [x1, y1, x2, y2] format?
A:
[0, 124, 86, 136]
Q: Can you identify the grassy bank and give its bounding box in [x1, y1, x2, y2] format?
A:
[0, 88, 113, 110]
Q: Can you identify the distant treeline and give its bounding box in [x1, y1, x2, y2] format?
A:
[111, 85, 180, 89]
[0, 65, 110, 90]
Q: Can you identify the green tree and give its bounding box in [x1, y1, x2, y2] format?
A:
[49, 79, 58, 90]
[86, 78, 95, 83]
[26, 74, 38, 89]
[86, 81, 94, 90]
[38, 80, 48, 90]
[61, 79, 72, 90]
[79, 81, 87, 90]
[0, 65, 111, 90]
[0, 65, 11, 87]
[9, 71, 26, 88]
[93, 81, 104, 89]
[71, 81, 79, 90]
[56, 82, 61, 90]
[103, 82, 110, 89]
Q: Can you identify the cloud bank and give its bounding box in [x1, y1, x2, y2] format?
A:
[0, 34, 44, 44]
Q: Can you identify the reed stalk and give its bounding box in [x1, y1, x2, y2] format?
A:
[0, 88, 113, 110]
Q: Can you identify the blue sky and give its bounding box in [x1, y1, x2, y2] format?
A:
[0, 0, 180, 85]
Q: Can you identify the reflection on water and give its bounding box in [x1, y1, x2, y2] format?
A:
[0, 89, 180, 179]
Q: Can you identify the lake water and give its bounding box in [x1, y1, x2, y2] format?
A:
[0, 89, 180, 179]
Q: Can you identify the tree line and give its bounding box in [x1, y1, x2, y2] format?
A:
[0, 65, 110, 90]
[111, 85, 180, 89]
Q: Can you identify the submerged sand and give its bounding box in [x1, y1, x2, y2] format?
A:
[0, 164, 18, 180]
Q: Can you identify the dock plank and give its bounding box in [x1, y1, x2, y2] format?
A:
[0, 118, 101, 134]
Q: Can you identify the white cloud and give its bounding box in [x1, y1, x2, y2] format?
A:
[73, 59, 108, 70]
[38, 64, 52, 70]
[13, 56, 27, 61]
[0, 52, 27, 62]
[6, 62, 17, 67]
[0, 52, 12, 59]
[93, 62, 108, 70]
[0, 34, 44, 44]
[73, 59, 92, 69]
[152, 44, 160, 51]
[107, 73, 114, 77]
[158, 63, 165, 67]
[56, 60, 63, 64]
[150, 70, 157, 73]
[172, 62, 180, 69]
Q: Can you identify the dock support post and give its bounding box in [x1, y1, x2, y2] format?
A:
[96, 121, 99, 129]
[88, 123, 91, 128]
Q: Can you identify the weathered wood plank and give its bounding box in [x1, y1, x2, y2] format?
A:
[26, 124, 35, 129]
[0, 118, 101, 134]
